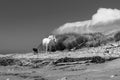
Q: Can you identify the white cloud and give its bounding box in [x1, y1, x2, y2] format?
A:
[53, 8, 120, 35]
[53, 20, 91, 34]
[92, 8, 120, 25]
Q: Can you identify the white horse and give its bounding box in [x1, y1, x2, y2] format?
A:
[42, 35, 56, 53]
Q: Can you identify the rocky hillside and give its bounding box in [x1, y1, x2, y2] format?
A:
[36, 30, 120, 53]
[0, 40, 120, 67]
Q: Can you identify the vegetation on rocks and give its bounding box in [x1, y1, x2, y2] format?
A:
[0, 57, 21, 66]
[52, 56, 117, 66]
[35, 32, 112, 52]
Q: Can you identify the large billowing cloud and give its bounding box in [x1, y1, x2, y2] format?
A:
[92, 8, 120, 25]
[53, 8, 120, 35]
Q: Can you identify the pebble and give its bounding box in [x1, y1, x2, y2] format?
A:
[6, 78, 10, 80]
[111, 75, 114, 78]
[110, 74, 118, 78]
[110, 75, 115, 78]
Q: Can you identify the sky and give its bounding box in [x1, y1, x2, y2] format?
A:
[0, 0, 120, 54]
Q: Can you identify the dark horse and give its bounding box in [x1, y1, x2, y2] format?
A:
[33, 48, 38, 55]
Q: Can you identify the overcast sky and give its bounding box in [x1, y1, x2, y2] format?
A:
[0, 0, 120, 54]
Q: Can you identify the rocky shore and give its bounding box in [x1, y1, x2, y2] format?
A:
[0, 41, 120, 80]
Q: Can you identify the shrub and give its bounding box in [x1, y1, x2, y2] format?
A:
[76, 36, 88, 47]
[56, 33, 88, 50]
[85, 32, 107, 47]
[63, 35, 78, 50]
[55, 33, 79, 51]
[48, 40, 56, 52]
[114, 31, 120, 41]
